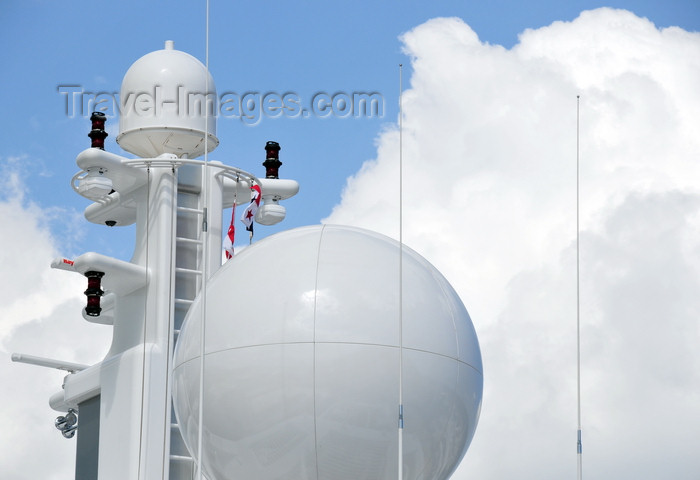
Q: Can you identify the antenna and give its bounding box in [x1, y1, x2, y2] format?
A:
[196, 0, 211, 478]
[576, 94, 583, 480]
[397, 63, 404, 480]
[11, 353, 88, 373]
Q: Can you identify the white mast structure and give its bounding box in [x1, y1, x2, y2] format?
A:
[14, 40, 485, 480]
[13, 41, 298, 479]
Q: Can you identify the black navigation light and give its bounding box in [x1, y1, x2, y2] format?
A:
[84, 271, 105, 317]
[88, 112, 108, 150]
[263, 141, 282, 179]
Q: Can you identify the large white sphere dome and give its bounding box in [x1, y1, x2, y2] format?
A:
[172, 225, 482, 480]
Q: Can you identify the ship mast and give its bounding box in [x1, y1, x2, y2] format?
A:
[13, 41, 297, 479]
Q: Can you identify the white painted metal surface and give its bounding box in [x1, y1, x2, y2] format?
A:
[117, 41, 219, 159]
[16, 40, 479, 480]
[172, 224, 483, 480]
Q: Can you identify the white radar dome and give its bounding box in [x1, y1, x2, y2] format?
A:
[172, 225, 483, 480]
[116, 40, 219, 158]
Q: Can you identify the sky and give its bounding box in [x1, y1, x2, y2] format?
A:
[1, 0, 700, 479]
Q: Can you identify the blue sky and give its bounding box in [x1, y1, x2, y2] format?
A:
[2, 1, 700, 479]
[2, 0, 698, 260]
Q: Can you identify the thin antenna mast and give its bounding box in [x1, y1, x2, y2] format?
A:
[576, 94, 583, 480]
[397, 63, 404, 480]
[196, 0, 211, 478]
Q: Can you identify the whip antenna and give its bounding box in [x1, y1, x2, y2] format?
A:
[196, 0, 211, 478]
[397, 63, 404, 480]
[576, 94, 583, 480]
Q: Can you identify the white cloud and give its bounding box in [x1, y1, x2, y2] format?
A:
[4, 7, 700, 480]
[324, 9, 700, 479]
[0, 158, 111, 479]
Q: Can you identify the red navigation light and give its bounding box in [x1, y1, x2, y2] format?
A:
[88, 112, 108, 150]
[263, 141, 282, 179]
[90, 112, 106, 130]
[84, 271, 105, 317]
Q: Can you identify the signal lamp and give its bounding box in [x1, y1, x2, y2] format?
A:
[84, 271, 104, 317]
[88, 112, 108, 149]
[263, 141, 282, 178]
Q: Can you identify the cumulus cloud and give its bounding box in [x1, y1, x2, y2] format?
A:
[0, 157, 111, 479]
[4, 8, 700, 480]
[324, 8, 700, 479]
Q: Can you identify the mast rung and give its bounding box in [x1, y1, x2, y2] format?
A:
[175, 267, 202, 276]
[169, 454, 194, 464]
[174, 298, 194, 305]
[175, 236, 203, 245]
[176, 206, 204, 215]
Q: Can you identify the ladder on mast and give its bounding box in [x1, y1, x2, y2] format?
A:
[169, 178, 207, 479]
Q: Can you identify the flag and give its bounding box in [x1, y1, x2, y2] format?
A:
[241, 184, 261, 233]
[223, 204, 235, 260]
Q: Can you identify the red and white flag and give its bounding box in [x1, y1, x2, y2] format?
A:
[241, 184, 261, 232]
[223, 204, 235, 260]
